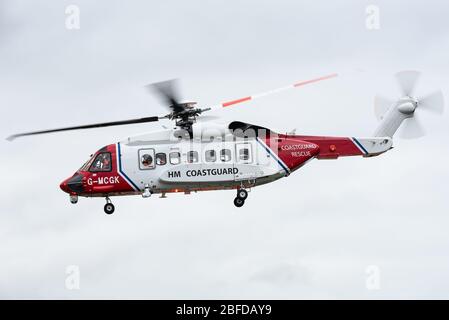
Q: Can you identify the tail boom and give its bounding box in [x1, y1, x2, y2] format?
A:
[292, 135, 392, 159]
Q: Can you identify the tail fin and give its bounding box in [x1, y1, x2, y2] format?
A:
[373, 71, 444, 138]
[373, 98, 415, 137]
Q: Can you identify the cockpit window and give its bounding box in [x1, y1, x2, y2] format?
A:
[89, 152, 112, 172]
[79, 155, 93, 172]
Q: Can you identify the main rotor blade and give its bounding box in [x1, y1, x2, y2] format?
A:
[210, 73, 338, 110]
[7, 116, 160, 141]
[147, 79, 184, 113]
[418, 90, 445, 115]
[396, 70, 420, 97]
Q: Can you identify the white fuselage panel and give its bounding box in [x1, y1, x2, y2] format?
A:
[118, 135, 285, 193]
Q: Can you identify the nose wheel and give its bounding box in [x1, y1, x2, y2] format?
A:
[104, 197, 115, 214]
[234, 188, 248, 207]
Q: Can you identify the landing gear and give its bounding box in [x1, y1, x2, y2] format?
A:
[104, 203, 115, 214]
[104, 197, 115, 215]
[237, 189, 248, 200]
[142, 184, 152, 198]
[234, 197, 245, 207]
[233, 188, 248, 207]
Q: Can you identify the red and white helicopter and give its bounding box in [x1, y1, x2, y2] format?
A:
[7, 71, 444, 214]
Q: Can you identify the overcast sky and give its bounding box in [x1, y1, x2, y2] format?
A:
[1, 0, 449, 299]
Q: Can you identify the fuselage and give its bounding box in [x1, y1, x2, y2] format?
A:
[60, 121, 392, 198]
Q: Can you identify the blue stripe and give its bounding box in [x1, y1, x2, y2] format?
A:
[117, 142, 140, 191]
[352, 137, 368, 155]
[256, 138, 290, 175]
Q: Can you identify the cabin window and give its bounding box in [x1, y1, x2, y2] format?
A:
[239, 148, 250, 161]
[89, 152, 112, 172]
[205, 150, 216, 162]
[169, 152, 181, 165]
[141, 154, 153, 167]
[187, 151, 199, 163]
[236, 143, 252, 163]
[138, 148, 156, 170]
[220, 149, 231, 162]
[156, 153, 167, 166]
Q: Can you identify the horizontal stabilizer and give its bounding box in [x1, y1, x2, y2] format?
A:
[351, 137, 393, 157]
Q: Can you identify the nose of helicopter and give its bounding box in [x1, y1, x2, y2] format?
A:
[60, 173, 85, 194]
[60, 179, 69, 193]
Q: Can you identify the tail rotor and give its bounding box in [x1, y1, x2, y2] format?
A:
[395, 70, 420, 97]
[373, 71, 444, 139]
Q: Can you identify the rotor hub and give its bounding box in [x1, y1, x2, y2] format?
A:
[397, 97, 418, 115]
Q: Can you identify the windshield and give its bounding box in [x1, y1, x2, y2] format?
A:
[78, 155, 94, 172]
[89, 152, 112, 172]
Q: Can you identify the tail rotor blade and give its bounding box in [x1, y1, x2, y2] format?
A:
[399, 116, 425, 139]
[396, 70, 421, 97]
[374, 95, 394, 120]
[418, 90, 445, 115]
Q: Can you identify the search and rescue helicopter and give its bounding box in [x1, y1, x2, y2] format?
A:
[7, 71, 444, 214]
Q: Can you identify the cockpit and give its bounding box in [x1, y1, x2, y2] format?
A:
[61, 145, 117, 196]
[79, 151, 112, 172]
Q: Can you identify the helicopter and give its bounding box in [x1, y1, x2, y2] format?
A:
[7, 71, 444, 214]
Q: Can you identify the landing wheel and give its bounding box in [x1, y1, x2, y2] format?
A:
[237, 189, 248, 200]
[234, 197, 245, 208]
[104, 203, 115, 215]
